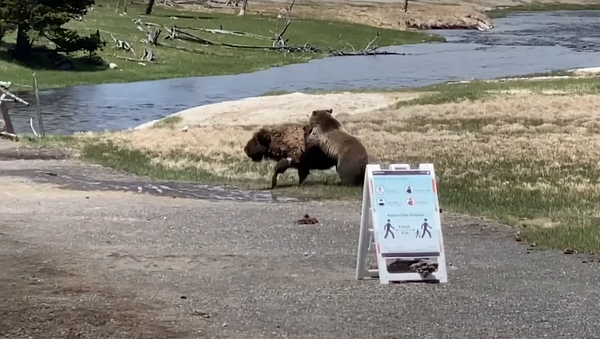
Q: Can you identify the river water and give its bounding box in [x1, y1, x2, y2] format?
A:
[8, 10, 600, 135]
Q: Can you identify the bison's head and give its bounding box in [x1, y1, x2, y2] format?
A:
[244, 128, 272, 162]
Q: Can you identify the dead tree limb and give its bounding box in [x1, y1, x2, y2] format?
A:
[237, 0, 248, 15]
[158, 43, 228, 56]
[29, 118, 39, 137]
[141, 47, 156, 61]
[166, 25, 271, 40]
[0, 131, 18, 141]
[141, 26, 161, 45]
[112, 55, 142, 62]
[0, 82, 30, 140]
[165, 26, 179, 40]
[160, 17, 406, 57]
[277, 0, 294, 20]
[112, 47, 159, 62]
[403, 0, 409, 12]
[0, 84, 29, 106]
[111, 33, 136, 55]
[364, 31, 380, 51]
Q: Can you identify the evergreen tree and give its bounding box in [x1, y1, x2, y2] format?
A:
[0, 0, 103, 60]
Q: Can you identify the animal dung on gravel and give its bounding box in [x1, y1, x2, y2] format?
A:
[296, 214, 318, 225]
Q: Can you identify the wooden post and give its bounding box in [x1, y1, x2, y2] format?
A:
[145, 0, 156, 15]
[115, 0, 127, 14]
[0, 94, 15, 134]
[238, 0, 248, 16]
[32, 73, 45, 138]
[0, 81, 30, 140]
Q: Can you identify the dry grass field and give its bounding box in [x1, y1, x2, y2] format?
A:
[185, 0, 600, 31]
[190, 0, 493, 30]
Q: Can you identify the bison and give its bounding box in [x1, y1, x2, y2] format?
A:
[244, 123, 337, 188]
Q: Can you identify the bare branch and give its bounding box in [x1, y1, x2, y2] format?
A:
[0, 84, 30, 106]
[364, 31, 380, 51]
[29, 118, 39, 137]
[110, 33, 136, 55]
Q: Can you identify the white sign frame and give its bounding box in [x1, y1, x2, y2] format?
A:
[355, 163, 448, 284]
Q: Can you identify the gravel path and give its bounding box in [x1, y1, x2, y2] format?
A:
[1, 155, 599, 338]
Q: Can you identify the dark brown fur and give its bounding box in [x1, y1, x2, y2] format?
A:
[306, 109, 369, 186]
[244, 123, 337, 188]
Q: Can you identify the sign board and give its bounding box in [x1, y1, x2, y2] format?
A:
[355, 163, 448, 284]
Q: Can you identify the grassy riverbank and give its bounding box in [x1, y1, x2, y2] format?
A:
[21, 75, 600, 254]
[0, 0, 442, 90]
[487, 2, 600, 18]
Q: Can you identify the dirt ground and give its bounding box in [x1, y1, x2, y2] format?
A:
[2, 144, 600, 338]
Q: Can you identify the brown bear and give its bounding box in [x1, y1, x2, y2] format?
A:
[244, 123, 337, 189]
[305, 108, 369, 186]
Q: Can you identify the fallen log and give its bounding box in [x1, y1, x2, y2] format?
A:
[165, 27, 404, 56]
[0, 131, 18, 141]
[165, 25, 271, 40]
[157, 1, 407, 58]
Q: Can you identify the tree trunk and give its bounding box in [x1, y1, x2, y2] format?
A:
[0, 23, 5, 43]
[145, 0, 156, 14]
[237, 0, 248, 16]
[0, 98, 16, 135]
[14, 24, 31, 60]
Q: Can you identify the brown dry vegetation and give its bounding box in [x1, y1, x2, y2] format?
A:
[57, 77, 600, 253]
[186, 0, 493, 30]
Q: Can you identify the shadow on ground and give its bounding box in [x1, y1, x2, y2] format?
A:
[0, 43, 108, 72]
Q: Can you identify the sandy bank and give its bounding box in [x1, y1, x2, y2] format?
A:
[135, 91, 423, 129]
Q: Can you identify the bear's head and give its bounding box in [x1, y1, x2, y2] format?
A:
[309, 108, 341, 131]
[244, 128, 272, 162]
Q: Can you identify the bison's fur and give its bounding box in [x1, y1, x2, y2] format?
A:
[244, 123, 337, 188]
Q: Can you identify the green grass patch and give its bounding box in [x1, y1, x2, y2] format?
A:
[0, 0, 443, 90]
[75, 140, 361, 201]
[413, 75, 600, 93]
[429, 155, 600, 254]
[152, 116, 182, 128]
[396, 76, 600, 105]
[487, 2, 600, 18]
[20, 134, 81, 147]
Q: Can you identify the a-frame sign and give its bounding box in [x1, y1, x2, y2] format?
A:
[355, 163, 448, 284]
